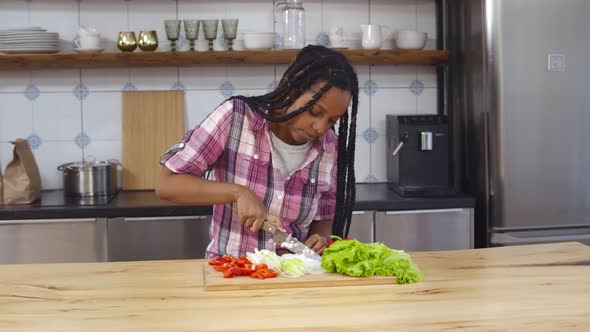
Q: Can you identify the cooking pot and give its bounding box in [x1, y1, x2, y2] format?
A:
[57, 159, 120, 197]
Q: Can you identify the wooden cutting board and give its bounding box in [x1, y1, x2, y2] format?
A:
[203, 263, 397, 291]
[122, 90, 185, 190]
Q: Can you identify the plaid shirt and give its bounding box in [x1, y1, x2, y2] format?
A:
[163, 99, 338, 258]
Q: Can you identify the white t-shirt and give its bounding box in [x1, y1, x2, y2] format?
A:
[269, 129, 312, 177]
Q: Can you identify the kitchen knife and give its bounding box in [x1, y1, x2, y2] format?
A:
[262, 220, 322, 261]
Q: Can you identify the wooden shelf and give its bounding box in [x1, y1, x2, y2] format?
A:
[0, 49, 448, 70]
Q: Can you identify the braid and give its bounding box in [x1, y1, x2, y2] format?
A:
[230, 45, 359, 238]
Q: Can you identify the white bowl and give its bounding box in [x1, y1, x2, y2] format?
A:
[396, 30, 427, 50]
[243, 32, 275, 50]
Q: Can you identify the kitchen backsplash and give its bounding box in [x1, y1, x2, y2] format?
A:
[0, 0, 437, 190]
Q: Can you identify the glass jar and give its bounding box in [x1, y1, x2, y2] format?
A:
[276, 0, 305, 49]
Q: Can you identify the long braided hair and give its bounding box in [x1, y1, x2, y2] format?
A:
[231, 45, 359, 237]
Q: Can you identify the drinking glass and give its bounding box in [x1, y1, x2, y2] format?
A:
[202, 19, 219, 51]
[221, 19, 239, 51]
[183, 20, 200, 51]
[164, 19, 181, 51]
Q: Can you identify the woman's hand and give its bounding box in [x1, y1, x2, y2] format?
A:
[233, 185, 282, 232]
[305, 233, 329, 255]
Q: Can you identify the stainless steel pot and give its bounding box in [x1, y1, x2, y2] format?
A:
[57, 159, 120, 197]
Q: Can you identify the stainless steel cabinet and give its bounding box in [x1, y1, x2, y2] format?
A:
[347, 211, 374, 243]
[0, 218, 107, 264]
[107, 216, 211, 261]
[375, 208, 474, 251]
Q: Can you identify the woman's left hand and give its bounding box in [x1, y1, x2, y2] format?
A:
[305, 233, 328, 255]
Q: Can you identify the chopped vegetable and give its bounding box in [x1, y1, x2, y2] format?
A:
[246, 249, 282, 272]
[280, 256, 307, 277]
[207, 255, 277, 279]
[321, 237, 423, 284]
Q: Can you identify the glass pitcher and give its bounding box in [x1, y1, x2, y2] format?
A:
[276, 0, 305, 49]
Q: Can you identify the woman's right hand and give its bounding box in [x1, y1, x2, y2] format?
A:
[233, 185, 282, 233]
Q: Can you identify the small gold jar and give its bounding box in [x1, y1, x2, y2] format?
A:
[138, 30, 158, 52]
[117, 31, 137, 52]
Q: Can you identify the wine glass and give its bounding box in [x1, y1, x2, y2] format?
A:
[221, 19, 239, 51]
[202, 19, 219, 51]
[164, 19, 181, 51]
[183, 20, 200, 51]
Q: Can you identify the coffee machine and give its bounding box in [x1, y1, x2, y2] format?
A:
[386, 115, 454, 197]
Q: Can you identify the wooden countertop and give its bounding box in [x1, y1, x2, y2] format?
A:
[1, 242, 589, 331]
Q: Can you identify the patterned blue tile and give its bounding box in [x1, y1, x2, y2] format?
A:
[171, 82, 186, 91]
[74, 132, 91, 149]
[73, 83, 89, 101]
[24, 84, 40, 101]
[409, 79, 424, 96]
[363, 80, 378, 96]
[362, 127, 379, 143]
[364, 174, 378, 183]
[315, 32, 330, 47]
[122, 82, 138, 91]
[219, 80, 235, 98]
[27, 134, 42, 150]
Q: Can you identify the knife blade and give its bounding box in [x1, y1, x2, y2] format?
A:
[262, 220, 322, 261]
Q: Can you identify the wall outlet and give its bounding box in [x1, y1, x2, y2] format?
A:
[548, 54, 565, 72]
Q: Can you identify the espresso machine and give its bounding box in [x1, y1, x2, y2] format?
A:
[386, 115, 454, 197]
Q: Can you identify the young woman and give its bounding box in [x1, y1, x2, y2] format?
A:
[156, 45, 359, 258]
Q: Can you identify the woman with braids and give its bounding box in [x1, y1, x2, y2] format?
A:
[156, 45, 359, 258]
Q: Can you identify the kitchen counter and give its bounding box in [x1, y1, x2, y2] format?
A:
[0, 183, 475, 220]
[0, 242, 588, 331]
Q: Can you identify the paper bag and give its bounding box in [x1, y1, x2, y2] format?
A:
[0, 162, 3, 205]
[3, 139, 42, 204]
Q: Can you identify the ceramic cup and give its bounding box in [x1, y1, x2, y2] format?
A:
[75, 27, 101, 49]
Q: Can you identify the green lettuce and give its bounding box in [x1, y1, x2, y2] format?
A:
[321, 238, 423, 284]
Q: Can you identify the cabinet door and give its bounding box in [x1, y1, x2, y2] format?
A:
[0, 218, 107, 264]
[107, 216, 211, 261]
[347, 211, 374, 243]
[375, 209, 473, 251]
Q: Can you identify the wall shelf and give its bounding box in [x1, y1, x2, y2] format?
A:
[0, 49, 448, 70]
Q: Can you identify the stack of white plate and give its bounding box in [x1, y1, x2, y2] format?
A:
[0, 27, 60, 54]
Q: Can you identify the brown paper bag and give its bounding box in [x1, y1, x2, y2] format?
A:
[0, 162, 4, 205]
[3, 139, 42, 204]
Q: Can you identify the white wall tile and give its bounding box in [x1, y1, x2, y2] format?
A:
[180, 66, 227, 90]
[128, 0, 177, 53]
[185, 90, 226, 131]
[32, 69, 80, 93]
[79, 0, 127, 52]
[0, 0, 29, 30]
[34, 93, 81, 141]
[0, 70, 30, 93]
[0, 142, 13, 173]
[129, 67, 178, 90]
[34, 141, 83, 190]
[83, 92, 122, 141]
[0, 94, 33, 142]
[29, 0, 78, 52]
[226, 1, 273, 33]
[227, 65, 275, 90]
[417, 65, 437, 87]
[371, 65, 417, 88]
[353, 65, 370, 89]
[83, 140, 121, 163]
[417, 0, 437, 49]
[302, 0, 322, 41]
[323, 0, 368, 40]
[355, 138, 371, 183]
[82, 68, 129, 92]
[370, 0, 416, 35]
[178, 0, 225, 20]
[416, 88, 437, 115]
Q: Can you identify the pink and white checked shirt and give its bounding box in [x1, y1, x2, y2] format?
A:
[163, 98, 338, 258]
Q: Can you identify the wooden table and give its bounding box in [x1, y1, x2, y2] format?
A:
[1, 242, 589, 331]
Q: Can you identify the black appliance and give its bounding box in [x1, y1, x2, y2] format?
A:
[386, 115, 454, 197]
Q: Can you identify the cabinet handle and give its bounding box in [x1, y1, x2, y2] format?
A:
[385, 208, 463, 215]
[0, 218, 96, 225]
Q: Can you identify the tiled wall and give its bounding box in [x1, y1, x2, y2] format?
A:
[0, 0, 437, 190]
